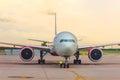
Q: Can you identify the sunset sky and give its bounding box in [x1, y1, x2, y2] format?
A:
[0, 0, 120, 45]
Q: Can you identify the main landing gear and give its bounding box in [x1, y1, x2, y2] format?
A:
[74, 51, 81, 64]
[38, 51, 47, 64]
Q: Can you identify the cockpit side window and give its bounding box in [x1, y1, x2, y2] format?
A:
[60, 39, 75, 43]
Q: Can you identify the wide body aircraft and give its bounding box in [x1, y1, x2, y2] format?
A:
[0, 31, 119, 68]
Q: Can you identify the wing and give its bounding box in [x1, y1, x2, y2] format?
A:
[0, 42, 51, 51]
[28, 39, 52, 43]
[78, 43, 120, 50]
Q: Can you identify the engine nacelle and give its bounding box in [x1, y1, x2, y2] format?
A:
[88, 48, 103, 62]
[19, 47, 35, 62]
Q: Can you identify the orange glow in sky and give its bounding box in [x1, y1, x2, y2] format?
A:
[0, 0, 120, 45]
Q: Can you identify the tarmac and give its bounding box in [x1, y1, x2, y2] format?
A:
[0, 54, 120, 80]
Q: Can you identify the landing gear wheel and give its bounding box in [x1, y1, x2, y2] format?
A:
[38, 59, 45, 64]
[74, 51, 81, 64]
[38, 50, 47, 64]
[63, 63, 69, 68]
[63, 57, 70, 68]
[74, 59, 81, 64]
[67, 64, 69, 68]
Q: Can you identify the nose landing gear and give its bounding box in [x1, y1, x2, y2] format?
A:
[63, 57, 69, 68]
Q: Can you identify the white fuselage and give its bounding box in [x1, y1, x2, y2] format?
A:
[52, 32, 78, 57]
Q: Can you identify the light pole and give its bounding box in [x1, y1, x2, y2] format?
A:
[48, 12, 57, 36]
[54, 13, 57, 36]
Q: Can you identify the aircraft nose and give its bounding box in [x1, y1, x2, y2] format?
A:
[61, 43, 77, 55]
[64, 45, 72, 51]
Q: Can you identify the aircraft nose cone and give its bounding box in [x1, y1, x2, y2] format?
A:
[61, 44, 77, 56]
[64, 46, 72, 51]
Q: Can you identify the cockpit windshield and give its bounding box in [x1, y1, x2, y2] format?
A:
[60, 39, 75, 43]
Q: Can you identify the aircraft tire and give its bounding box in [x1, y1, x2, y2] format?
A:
[78, 60, 81, 64]
[63, 63, 69, 68]
[74, 60, 81, 64]
[63, 64, 66, 68]
[38, 59, 45, 64]
[38, 59, 41, 64]
[74, 60, 76, 64]
[43, 59, 45, 64]
[67, 64, 69, 68]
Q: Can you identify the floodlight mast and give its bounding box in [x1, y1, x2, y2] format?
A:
[48, 12, 57, 36]
[54, 13, 57, 36]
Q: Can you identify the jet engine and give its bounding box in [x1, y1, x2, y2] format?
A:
[88, 48, 103, 62]
[19, 47, 35, 61]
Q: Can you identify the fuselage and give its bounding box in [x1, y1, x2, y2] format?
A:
[52, 32, 78, 57]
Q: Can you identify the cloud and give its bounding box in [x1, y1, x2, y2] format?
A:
[0, 0, 120, 44]
[0, 17, 16, 23]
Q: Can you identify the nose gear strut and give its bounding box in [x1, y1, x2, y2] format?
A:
[63, 56, 69, 68]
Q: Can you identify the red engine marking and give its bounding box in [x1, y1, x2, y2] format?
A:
[50, 52, 59, 56]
